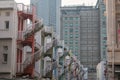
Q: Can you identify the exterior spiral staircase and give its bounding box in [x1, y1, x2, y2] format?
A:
[16, 3, 43, 77]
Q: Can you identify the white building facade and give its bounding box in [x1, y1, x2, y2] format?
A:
[0, 0, 17, 78]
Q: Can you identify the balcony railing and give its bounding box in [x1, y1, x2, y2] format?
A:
[24, 19, 43, 39]
[17, 3, 32, 14]
[44, 42, 53, 53]
[44, 27, 53, 34]
[17, 19, 43, 40]
[23, 46, 43, 69]
[17, 31, 24, 40]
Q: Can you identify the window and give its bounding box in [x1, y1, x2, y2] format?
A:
[75, 17, 79, 20]
[65, 31, 67, 33]
[69, 17, 73, 20]
[75, 34, 79, 38]
[75, 22, 79, 27]
[3, 46, 8, 64]
[64, 23, 68, 27]
[3, 54, 8, 63]
[5, 21, 9, 29]
[69, 23, 73, 27]
[70, 34, 73, 38]
[75, 42, 78, 44]
[6, 12, 10, 16]
[64, 17, 67, 20]
[69, 28, 73, 32]
[65, 42, 67, 44]
[3, 46, 8, 52]
[102, 21, 106, 25]
[69, 41, 73, 44]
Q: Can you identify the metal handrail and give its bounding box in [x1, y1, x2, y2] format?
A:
[24, 19, 43, 38]
[17, 19, 43, 40]
[23, 46, 43, 69]
[17, 3, 32, 14]
[17, 31, 24, 40]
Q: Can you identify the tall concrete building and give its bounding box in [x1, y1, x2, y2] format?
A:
[30, 0, 61, 36]
[0, 0, 17, 78]
[96, 0, 107, 61]
[61, 6, 100, 79]
[60, 6, 81, 58]
[104, 0, 120, 79]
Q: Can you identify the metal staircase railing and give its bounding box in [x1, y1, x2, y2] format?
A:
[17, 3, 32, 14]
[24, 19, 43, 39]
[23, 46, 43, 69]
[44, 41, 53, 53]
[17, 19, 43, 40]
[34, 69, 41, 79]
[35, 42, 41, 50]
[17, 31, 24, 40]
[44, 27, 52, 34]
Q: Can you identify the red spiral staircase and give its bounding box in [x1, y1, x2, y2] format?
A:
[16, 3, 43, 77]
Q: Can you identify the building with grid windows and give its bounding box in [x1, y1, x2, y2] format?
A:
[96, 0, 107, 61]
[61, 6, 100, 79]
[60, 6, 81, 58]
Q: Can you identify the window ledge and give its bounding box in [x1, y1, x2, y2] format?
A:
[0, 29, 9, 31]
[2, 62, 7, 64]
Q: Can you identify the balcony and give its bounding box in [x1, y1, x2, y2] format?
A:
[23, 46, 43, 69]
[43, 42, 53, 57]
[34, 47, 43, 62]
[42, 58, 52, 78]
[42, 27, 53, 37]
[17, 3, 32, 14]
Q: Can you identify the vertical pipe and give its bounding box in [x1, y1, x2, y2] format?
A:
[31, 5, 36, 77]
[20, 50, 22, 72]
[17, 49, 19, 72]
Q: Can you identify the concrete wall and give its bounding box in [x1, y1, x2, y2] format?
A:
[0, 39, 16, 78]
[0, 2, 17, 38]
[0, 0, 17, 78]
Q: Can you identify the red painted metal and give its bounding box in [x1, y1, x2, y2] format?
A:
[16, 3, 36, 77]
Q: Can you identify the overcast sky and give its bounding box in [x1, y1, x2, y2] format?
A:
[15, 0, 97, 6]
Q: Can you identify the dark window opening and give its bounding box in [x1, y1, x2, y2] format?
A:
[6, 12, 10, 16]
[5, 21, 9, 29]
[3, 46, 8, 51]
[3, 54, 8, 64]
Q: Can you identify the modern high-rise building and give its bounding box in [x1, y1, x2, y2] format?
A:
[60, 6, 81, 58]
[96, 0, 107, 61]
[30, 0, 61, 36]
[61, 6, 100, 79]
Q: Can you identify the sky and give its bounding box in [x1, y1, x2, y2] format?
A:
[15, 0, 97, 6]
